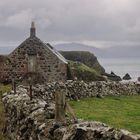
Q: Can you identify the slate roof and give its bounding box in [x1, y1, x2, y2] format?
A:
[45, 43, 68, 64]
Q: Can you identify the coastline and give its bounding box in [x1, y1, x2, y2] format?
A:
[98, 57, 140, 81]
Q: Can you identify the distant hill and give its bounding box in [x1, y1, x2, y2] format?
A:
[55, 43, 101, 56]
[1, 42, 139, 58]
[54, 43, 140, 58]
[60, 51, 105, 74]
[99, 45, 140, 58]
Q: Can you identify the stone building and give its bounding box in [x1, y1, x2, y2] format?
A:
[0, 22, 68, 83]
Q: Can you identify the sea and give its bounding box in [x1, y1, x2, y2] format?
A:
[98, 58, 140, 81]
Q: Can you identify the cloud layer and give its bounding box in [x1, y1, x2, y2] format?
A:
[0, 0, 140, 47]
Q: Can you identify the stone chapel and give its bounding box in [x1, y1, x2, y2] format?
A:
[0, 22, 68, 83]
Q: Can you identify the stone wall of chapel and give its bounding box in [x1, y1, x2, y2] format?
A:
[0, 38, 67, 83]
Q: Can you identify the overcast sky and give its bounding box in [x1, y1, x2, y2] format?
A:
[0, 0, 140, 48]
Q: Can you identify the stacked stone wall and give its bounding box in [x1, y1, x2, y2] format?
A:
[2, 83, 140, 140]
[32, 81, 140, 101]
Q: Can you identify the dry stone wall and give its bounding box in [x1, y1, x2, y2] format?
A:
[32, 81, 140, 101]
[2, 83, 140, 140]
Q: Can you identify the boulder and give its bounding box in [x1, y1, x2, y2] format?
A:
[104, 72, 122, 81]
[110, 71, 115, 75]
[138, 77, 140, 82]
[123, 73, 132, 80]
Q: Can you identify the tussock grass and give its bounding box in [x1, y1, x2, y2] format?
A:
[0, 84, 11, 140]
[69, 96, 140, 134]
[68, 61, 104, 81]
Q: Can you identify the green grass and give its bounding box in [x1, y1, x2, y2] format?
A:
[68, 61, 104, 81]
[69, 60, 99, 74]
[0, 84, 11, 140]
[69, 96, 140, 134]
[60, 51, 105, 74]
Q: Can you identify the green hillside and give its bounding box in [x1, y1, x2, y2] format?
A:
[67, 61, 105, 81]
[60, 51, 105, 74]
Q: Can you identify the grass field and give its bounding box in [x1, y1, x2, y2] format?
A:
[0, 84, 11, 140]
[69, 96, 140, 134]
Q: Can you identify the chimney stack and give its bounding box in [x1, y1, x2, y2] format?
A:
[30, 21, 36, 37]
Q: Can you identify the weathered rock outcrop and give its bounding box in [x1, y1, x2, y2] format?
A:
[123, 73, 132, 80]
[2, 85, 140, 140]
[105, 72, 122, 81]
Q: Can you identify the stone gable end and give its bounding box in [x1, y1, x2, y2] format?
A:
[0, 22, 68, 83]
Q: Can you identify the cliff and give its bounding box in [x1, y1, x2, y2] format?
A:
[60, 51, 105, 74]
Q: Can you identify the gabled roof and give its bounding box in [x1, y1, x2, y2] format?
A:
[45, 43, 68, 64]
[9, 22, 68, 64]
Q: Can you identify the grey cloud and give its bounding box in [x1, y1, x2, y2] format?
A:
[0, 0, 140, 48]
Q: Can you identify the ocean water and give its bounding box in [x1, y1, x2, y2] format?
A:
[98, 58, 140, 81]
